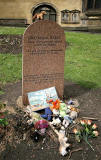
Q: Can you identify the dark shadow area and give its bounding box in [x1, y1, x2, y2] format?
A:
[76, 80, 98, 89]
[0, 81, 22, 106]
[64, 80, 97, 99]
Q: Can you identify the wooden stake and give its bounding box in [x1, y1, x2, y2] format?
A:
[82, 117, 99, 121]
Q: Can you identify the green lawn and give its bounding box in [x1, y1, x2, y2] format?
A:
[65, 32, 101, 88]
[0, 54, 22, 84]
[0, 26, 25, 35]
[0, 27, 101, 89]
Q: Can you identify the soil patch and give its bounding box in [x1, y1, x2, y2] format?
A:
[0, 80, 101, 160]
[0, 35, 22, 54]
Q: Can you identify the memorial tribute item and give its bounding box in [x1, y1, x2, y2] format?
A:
[32, 11, 47, 20]
[22, 20, 66, 105]
[27, 86, 58, 111]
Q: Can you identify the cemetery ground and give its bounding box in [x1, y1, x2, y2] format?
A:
[0, 27, 101, 160]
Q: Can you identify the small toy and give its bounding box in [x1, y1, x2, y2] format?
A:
[68, 106, 79, 112]
[66, 108, 71, 114]
[59, 103, 67, 117]
[50, 117, 61, 126]
[50, 99, 60, 110]
[27, 111, 44, 125]
[67, 99, 79, 107]
[50, 126, 70, 156]
[68, 100, 74, 105]
[49, 123, 70, 156]
[58, 129, 70, 156]
[63, 115, 73, 128]
[70, 111, 78, 120]
[62, 119, 70, 128]
[52, 109, 60, 116]
[34, 120, 48, 135]
[41, 107, 52, 121]
[32, 11, 47, 20]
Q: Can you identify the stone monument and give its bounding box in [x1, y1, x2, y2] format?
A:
[22, 20, 66, 105]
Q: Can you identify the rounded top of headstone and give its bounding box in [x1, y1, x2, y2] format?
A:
[23, 20, 65, 40]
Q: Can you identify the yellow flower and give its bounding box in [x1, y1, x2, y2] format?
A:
[93, 131, 99, 137]
[92, 124, 97, 130]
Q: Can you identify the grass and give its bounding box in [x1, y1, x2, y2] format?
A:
[64, 32, 101, 88]
[0, 90, 5, 95]
[0, 27, 101, 89]
[0, 26, 25, 35]
[0, 54, 22, 85]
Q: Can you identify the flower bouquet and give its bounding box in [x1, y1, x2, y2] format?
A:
[73, 119, 99, 151]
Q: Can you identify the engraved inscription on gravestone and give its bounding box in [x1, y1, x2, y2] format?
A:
[22, 20, 66, 105]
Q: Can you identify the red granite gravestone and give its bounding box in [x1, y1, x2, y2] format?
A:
[22, 20, 66, 105]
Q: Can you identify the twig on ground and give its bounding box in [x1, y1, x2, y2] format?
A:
[67, 148, 83, 160]
[82, 117, 99, 121]
[47, 131, 58, 142]
[69, 123, 79, 130]
[33, 144, 41, 151]
[46, 146, 57, 149]
[33, 147, 41, 150]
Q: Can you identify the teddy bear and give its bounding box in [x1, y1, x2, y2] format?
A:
[58, 129, 70, 156]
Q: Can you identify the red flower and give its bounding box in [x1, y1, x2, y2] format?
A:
[0, 114, 5, 119]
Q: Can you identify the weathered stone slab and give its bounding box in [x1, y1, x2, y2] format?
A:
[22, 20, 66, 105]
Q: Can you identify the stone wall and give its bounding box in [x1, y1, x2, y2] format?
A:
[0, 0, 81, 26]
[0, 0, 101, 31]
[0, 19, 27, 26]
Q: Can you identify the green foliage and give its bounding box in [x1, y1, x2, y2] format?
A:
[0, 82, 5, 95]
[0, 54, 22, 84]
[0, 117, 8, 126]
[65, 32, 101, 88]
[73, 120, 98, 151]
[0, 90, 4, 95]
[0, 27, 25, 35]
[0, 102, 8, 127]
[0, 101, 6, 110]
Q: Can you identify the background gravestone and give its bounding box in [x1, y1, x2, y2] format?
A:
[22, 20, 66, 105]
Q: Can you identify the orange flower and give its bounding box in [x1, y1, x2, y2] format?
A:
[92, 131, 99, 137]
[51, 99, 60, 110]
[73, 128, 78, 134]
[92, 124, 97, 130]
[87, 120, 92, 125]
